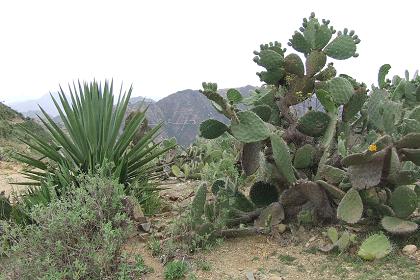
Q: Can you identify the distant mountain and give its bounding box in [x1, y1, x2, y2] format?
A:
[127, 85, 257, 146]
[9, 86, 258, 147]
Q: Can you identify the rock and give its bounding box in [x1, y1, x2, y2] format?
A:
[245, 271, 255, 280]
[139, 222, 151, 233]
[121, 196, 147, 224]
[254, 202, 285, 228]
[268, 276, 284, 280]
[277, 223, 287, 233]
[402, 244, 417, 255]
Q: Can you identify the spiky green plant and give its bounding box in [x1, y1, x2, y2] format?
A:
[14, 81, 174, 194]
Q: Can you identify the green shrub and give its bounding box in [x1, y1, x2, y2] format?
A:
[164, 260, 188, 280]
[15, 80, 174, 194]
[0, 175, 137, 280]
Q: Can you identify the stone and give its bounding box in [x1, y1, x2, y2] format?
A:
[277, 223, 287, 233]
[402, 244, 417, 255]
[121, 196, 147, 224]
[245, 271, 255, 280]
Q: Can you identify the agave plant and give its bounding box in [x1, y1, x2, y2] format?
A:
[15, 80, 174, 194]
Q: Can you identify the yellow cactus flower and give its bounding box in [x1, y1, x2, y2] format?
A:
[368, 144, 377, 152]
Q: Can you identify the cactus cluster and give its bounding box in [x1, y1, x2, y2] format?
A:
[198, 12, 419, 237]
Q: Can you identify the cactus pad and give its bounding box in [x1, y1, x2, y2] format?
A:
[232, 191, 255, 212]
[381, 216, 418, 235]
[191, 183, 207, 226]
[251, 105, 272, 122]
[343, 92, 367, 122]
[316, 180, 346, 200]
[254, 202, 285, 228]
[390, 186, 417, 218]
[288, 31, 311, 54]
[249, 181, 279, 207]
[199, 119, 229, 139]
[211, 179, 225, 195]
[324, 31, 359, 60]
[319, 165, 346, 184]
[337, 188, 363, 224]
[400, 148, 420, 165]
[378, 64, 391, 89]
[293, 144, 316, 169]
[306, 51, 327, 77]
[231, 111, 270, 143]
[271, 134, 296, 184]
[358, 233, 391, 261]
[226, 89, 243, 103]
[297, 111, 330, 137]
[326, 77, 354, 105]
[315, 63, 337, 81]
[284, 53, 305, 77]
[241, 142, 262, 176]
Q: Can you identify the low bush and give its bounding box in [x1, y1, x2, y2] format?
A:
[0, 175, 139, 280]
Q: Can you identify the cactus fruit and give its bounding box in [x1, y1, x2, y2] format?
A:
[284, 53, 305, 77]
[241, 142, 262, 176]
[325, 77, 354, 105]
[231, 111, 270, 143]
[324, 31, 359, 60]
[337, 188, 363, 224]
[249, 181, 279, 207]
[305, 51, 327, 77]
[319, 165, 346, 184]
[390, 186, 417, 218]
[271, 134, 296, 184]
[297, 111, 330, 137]
[293, 144, 316, 169]
[199, 119, 229, 139]
[381, 216, 418, 235]
[226, 89, 243, 103]
[358, 233, 392, 261]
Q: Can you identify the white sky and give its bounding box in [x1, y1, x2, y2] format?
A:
[0, 0, 419, 103]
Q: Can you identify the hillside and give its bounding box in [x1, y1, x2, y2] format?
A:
[0, 102, 48, 161]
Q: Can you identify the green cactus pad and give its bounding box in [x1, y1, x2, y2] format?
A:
[257, 68, 286, 85]
[293, 144, 316, 169]
[381, 216, 418, 235]
[233, 191, 255, 212]
[390, 186, 418, 218]
[337, 188, 363, 224]
[326, 77, 354, 105]
[315, 89, 336, 112]
[358, 233, 392, 261]
[253, 49, 284, 70]
[408, 105, 420, 122]
[289, 31, 311, 54]
[341, 152, 367, 166]
[226, 89, 243, 103]
[271, 134, 296, 184]
[204, 202, 216, 222]
[316, 180, 346, 200]
[336, 231, 352, 252]
[319, 165, 346, 184]
[327, 227, 339, 244]
[199, 119, 229, 139]
[241, 142, 262, 176]
[324, 33, 358, 60]
[251, 105, 272, 122]
[343, 92, 367, 122]
[211, 179, 226, 195]
[347, 150, 387, 190]
[191, 183, 207, 226]
[231, 111, 270, 143]
[297, 111, 330, 137]
[314, 63, 337, 81]
[284, 53, 305, 77]
[249, 181, 279, 207]
[305, 51, 327, 77]
[378, 64, 391, 89]
[401, 118, 420, 134]
[360, 188, 381, 207]
[315, 24, 333, 50]
[400, 148, 420, 165]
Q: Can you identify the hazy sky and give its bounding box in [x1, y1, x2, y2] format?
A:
[1, 0, 419, 103]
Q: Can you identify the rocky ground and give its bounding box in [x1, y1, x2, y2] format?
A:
[1, 166, 419, 280]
